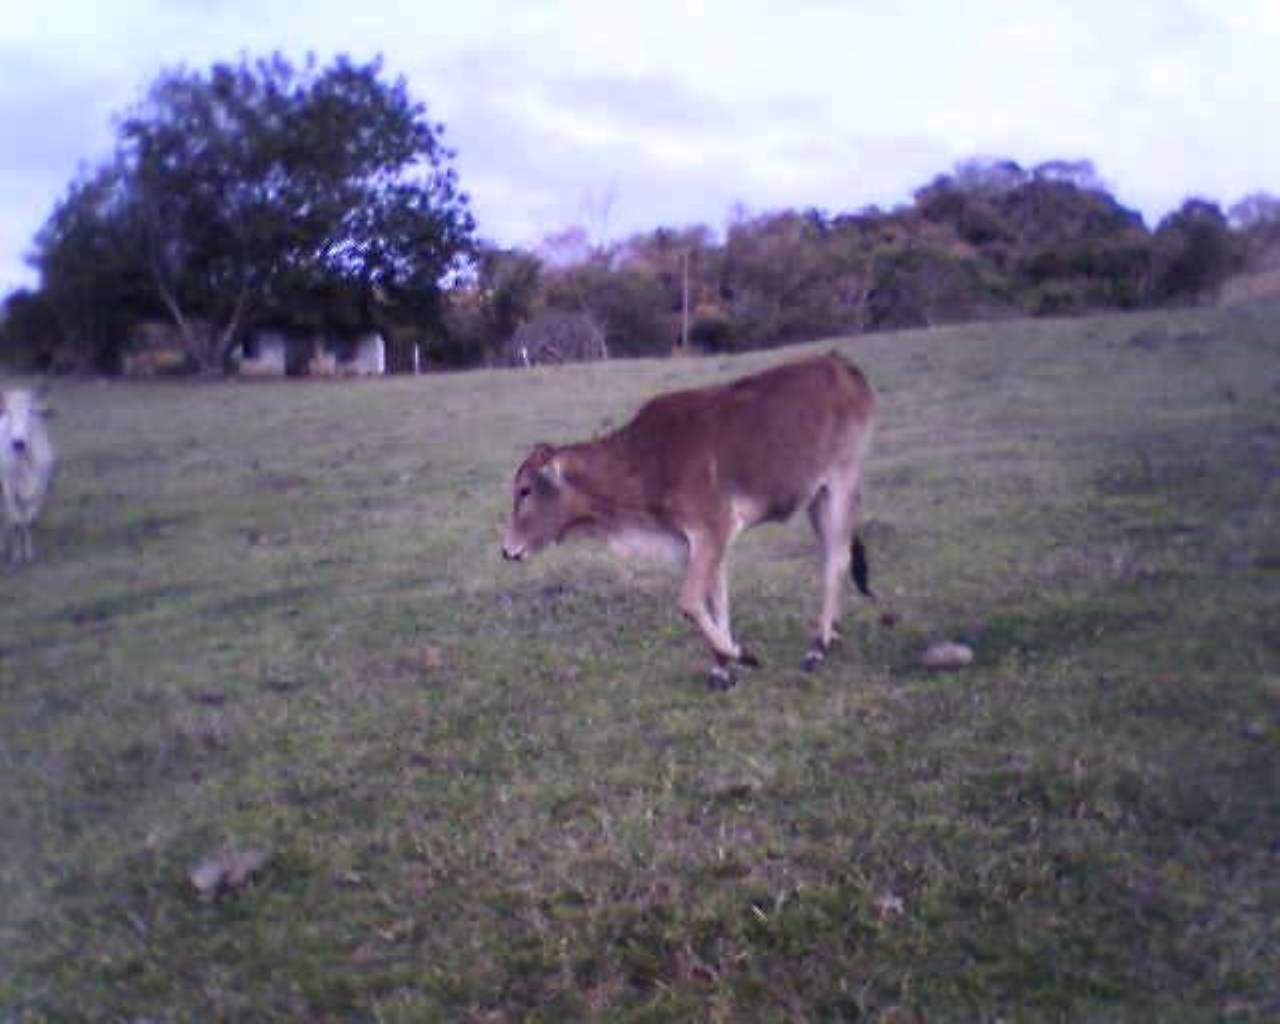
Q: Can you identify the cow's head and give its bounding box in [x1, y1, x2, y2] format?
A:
[501, 443, 588, 561]
[0, 388, 49, 460]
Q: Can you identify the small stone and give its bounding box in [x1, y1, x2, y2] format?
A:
[189, 860, 226, 898]
[873, 892, 905, 919]
[921, 641, 974, 671]
[189, 848, 270, 899]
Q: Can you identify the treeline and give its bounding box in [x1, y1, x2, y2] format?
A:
[453, 158, 1279, 367]
[1, 51, 1278, 374]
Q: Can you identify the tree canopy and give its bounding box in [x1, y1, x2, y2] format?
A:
[29, 53, 474, 371]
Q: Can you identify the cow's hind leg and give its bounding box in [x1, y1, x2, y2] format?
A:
[709, 559, 752, 659]
[804, 484, 860, 670]
[3, 521, 26, 567]
[2, 490, 15, 566]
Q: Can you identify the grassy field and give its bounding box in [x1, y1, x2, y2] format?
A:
[2, 303, 1277, 1021]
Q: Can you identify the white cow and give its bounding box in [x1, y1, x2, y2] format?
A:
[0, 388, 56, 565]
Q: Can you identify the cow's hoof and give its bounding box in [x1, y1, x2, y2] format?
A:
[738, 649, 762, 669]
[801, 646, 827, 672]
[707, 665, 737, 691]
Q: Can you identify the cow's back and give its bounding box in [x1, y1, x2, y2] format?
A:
[615, 354, 873, 522]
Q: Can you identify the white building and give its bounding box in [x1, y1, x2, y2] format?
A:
[233, 331, 387, 377]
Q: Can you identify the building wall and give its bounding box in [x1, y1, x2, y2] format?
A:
[237, 332, 288, 376]
[344, 332, 386, 375]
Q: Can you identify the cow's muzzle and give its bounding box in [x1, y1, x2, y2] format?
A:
[501, 544, 526, 562]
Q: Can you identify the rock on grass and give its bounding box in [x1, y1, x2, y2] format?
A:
[189, 848, 271, 900]
[921, 641, 974, 671]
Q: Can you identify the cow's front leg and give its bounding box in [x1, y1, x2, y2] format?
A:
[679, 532, 757, 689]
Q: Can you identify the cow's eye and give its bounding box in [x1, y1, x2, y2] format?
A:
[517, 485, 533, 501]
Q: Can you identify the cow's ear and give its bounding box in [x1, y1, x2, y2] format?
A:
[526, 442, 558, 478]
[538, 455, 564, 487]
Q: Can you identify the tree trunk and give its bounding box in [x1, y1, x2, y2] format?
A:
[150, 264, 203, 366]
[149, 255, 253, 374]
[213, 283, 251, 372]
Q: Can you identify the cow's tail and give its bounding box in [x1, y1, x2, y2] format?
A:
[851, 532, 875, 601]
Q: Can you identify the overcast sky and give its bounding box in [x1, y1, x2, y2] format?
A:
[2, 0, 1277, 295]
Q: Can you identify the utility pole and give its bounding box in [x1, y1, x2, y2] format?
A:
[680, 248, 690, 352]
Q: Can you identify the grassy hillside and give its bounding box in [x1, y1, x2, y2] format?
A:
[2, 304, 1277, 1021]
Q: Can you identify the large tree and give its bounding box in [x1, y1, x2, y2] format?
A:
[34, 53, 474, 371]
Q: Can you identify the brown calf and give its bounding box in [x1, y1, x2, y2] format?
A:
[501, 352, 876, 688]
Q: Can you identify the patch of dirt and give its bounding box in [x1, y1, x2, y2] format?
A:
[1128, 327, 1212, 352]
[250, 472, 312, 494]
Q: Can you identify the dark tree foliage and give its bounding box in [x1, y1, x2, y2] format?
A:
[470, 246, 544, 353]
[719, 210, 869, 348]
[31, 53, 474, 372]
[914, 160, 1153, 314]
[439, 245, 544, 367]
[1151, 199, 1238, 302]
[30, 163, 157, 371]
[865, 245, 1011, 329]
[0, 289, 66, 371]
[1227, 192, 1280, 272]
[544, 261, 673, 357]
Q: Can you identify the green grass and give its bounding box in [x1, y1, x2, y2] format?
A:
[2, 304, 1278, 1021]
